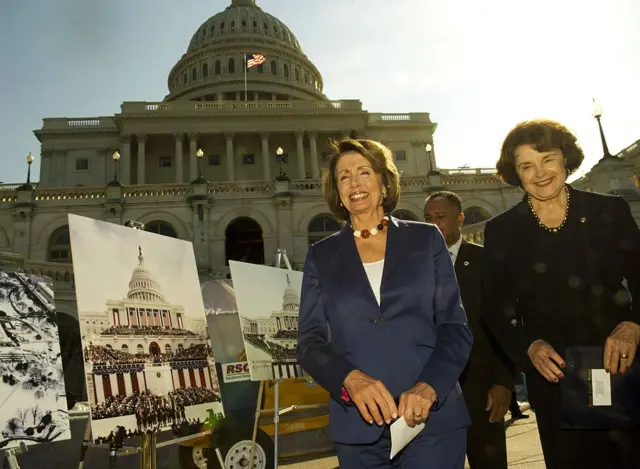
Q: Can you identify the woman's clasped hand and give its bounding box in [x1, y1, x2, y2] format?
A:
[344, 370, 438, 428]
[343, 370, 397, 426]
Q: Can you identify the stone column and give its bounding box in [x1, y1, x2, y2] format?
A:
[174, 133, 184, 183]
[137, 134, 147, 185]
[102, 148, 111, 185]
[428, 142, 437, 172]
[55, 150, 67, 186]
[261, 133, 271, 181]
[121, 135, 132, 184]
[295, 131, 306, 179]
[225, 133, 235, 182]
[274, 197, 294, 257]
[11, 190, 35, 259]
[308, 132, 319, 178]
[39, 150, 52, 187]
[189, 133, 198, 181]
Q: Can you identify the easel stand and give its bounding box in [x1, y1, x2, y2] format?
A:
[247, 249, 327, 469]
[3, 442, 27, 469]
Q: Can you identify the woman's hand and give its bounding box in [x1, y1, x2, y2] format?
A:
[343, 370, 398, 426]
[486, 384, 512, 423]
[604, 321, 640, 375]
[528, 339, 565, 383]
[398, 382, 438, 428]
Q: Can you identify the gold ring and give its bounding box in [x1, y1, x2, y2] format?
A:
[414, 409, 422, 416]
[621, 353, 629, 359]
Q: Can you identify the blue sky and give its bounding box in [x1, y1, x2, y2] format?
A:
[1, 0, 639, 184]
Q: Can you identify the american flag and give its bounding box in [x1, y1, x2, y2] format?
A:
[246, 53, 266, 68]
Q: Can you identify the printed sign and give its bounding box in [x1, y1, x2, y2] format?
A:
[221, 361, 251, 383]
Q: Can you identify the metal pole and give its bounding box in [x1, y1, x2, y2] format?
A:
[273, 380, 281, 469]
[270, 248, 288, 469]
[244, 54, 248, 102]
[77, 420, 92, 469]
[140, 432, 157, 469]
[248, 379, 265, 467]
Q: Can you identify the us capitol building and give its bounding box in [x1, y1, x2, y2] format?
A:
[0, 0, 638, 318]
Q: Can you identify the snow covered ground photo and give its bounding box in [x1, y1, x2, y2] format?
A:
[0, 272, 70, 449]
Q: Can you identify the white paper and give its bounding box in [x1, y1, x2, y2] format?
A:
[590, 368, 612, 406]
[390, 417, 425, 459]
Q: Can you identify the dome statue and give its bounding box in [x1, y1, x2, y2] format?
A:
[165, 0, 325, 102]
[127, 246, 166, 304]
[282, 274, 299, 312]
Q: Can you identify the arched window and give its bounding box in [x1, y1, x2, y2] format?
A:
[178, 344, 184, 351]
[48, 226, 71, 263]
[463, 206, 491, 225]
[121, 344, 129, 351]
[308, 214, 341, 246]
[228, 58, 235, 74]
[215, 60, 221, 75]
[392, 209, 419, 221]
[270, 61, 277, 75]
[294, 69, 300, 81]
[202, 63, 208, 78]
[191, 68, 196, 80]
[257, 63, 264, 74]
[145, 221, 178, 238]
[283, 64, 289, 78]
[183, 73, 187, 84]
[136, 344, 144, 354]
[225, 217, 265, 265]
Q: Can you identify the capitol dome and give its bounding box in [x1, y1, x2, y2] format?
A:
[282, 274, 299, 312]
[127, 247, 166, 304]
[165, 0, 326, 102]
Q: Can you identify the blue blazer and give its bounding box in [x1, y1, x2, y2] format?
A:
[297, 216, 473, 444]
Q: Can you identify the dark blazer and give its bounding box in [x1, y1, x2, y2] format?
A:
[481, 186, 640, 369]
[455, 241, 515, 400]
[297, 216, 473, 445]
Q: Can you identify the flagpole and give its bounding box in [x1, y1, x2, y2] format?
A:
[244, 53, 248, 102]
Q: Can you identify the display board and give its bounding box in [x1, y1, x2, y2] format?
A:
[0, 272, 71, 449]
[68, 214, 223, 443]
[229, 261, 304, 381]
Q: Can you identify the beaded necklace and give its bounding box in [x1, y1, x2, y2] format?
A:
[352, 215, 389, 239]
[527, 186, 570, 233]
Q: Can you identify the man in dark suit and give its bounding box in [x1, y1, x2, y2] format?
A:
[425, 191, 515, 469]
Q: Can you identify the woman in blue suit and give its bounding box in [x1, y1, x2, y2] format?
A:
[297, 138, 473, 468]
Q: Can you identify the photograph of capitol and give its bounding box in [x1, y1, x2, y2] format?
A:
[68, 215, 221, 442]
[0, 0, 637, 328]
[230, 261, 302, 381]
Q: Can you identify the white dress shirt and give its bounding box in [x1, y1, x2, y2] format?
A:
[448, 236, 463, 264]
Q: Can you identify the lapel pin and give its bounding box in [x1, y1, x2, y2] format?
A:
[580, 217, 587, 223]
[463, 261, 470, 266]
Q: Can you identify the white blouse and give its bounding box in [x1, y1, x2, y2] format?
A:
[362, 259, 385, 305]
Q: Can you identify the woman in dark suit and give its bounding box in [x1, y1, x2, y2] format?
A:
[482, 119, 640, 468]
[297, 138, 473, 468]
